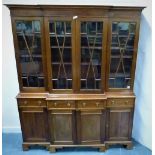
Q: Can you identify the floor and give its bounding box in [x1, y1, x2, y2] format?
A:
[2, 133, 152, 155]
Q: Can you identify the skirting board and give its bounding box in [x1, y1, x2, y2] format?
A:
[2, 127, 21, 133]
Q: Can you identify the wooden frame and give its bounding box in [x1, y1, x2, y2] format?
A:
[6, 4, 145, 152]
[44, 16, 76, 93]
[76, 17, 108, 93]
[105, 18, 141, 92]
[11, 17, 48, 92]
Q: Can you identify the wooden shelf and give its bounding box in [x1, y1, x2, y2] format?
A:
[16, 32, 41, 36]
[110, 55, 132, 58]
[81, 78, 101, 81]
[20, 55, 42, 58]
[49, 33, 71, 37]
[52, 62, 72, 65]
[109, 73, 130, 78]
[81, 46, 102, 49]
[51, 46, 71, 48]
[112, 33, 135, 36]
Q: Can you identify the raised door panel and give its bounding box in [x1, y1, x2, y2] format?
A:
[106, 108, 133, 141]
[76, 18, 108, 92]
[107, 19, 139, 90]
[77, 110, 105, 144]
[12, 17, 46, 91]
[49, 110, 75, 144]
[19, 108, 48, 142]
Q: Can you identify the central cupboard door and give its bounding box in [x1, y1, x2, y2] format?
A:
[77, 101, 106, 144]
[47, 101, 76, 144]
[76, 18, 107, 92]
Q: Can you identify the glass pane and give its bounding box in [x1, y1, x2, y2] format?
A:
[16, 20, 44, 87]
[80, 21, 103, 90]
[50, 21, 72, 89]
[109, 22, 136, 88]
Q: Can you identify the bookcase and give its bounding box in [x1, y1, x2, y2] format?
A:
[7, 4, 144, 152]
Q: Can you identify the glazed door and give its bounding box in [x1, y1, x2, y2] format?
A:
[44, 17, 76, 92]
[12, 17, 46, 91]
[76, 18, 107, 92]
[106, 108, 133, 141]
[107, 19, 139, 90]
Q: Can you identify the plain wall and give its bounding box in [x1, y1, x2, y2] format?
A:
[2, 0, 152, 150]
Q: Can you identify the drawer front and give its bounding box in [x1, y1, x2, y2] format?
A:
[18, 99, 46, 107]
[107, 98, 134, 107]
[77, 100, 106, 109]
[47, 100, 75, 109]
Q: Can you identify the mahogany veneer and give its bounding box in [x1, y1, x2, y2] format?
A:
[6, 4, 145, 152]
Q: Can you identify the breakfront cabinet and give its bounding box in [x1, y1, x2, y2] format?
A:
[7, 5, 144, 152]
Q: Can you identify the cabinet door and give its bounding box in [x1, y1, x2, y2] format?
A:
[44, 17, 75, 92]
[77, 110, 105, 144]
[76, 18, 107, 92]
[18, 104, 48, 142]
[107, 19, 139, 90]
[49, 110, 76, 144]
[106, 108, 133, 141]
[12, 17, 46, 91]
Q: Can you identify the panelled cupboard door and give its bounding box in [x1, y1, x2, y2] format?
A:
[44, 17, 76, 92]
[19, 107, 48, 142]
[77, 110, 105, 144]
[76, 18, 108, 92]
[107, 19, 140, 90]
[106, 108, 133, 141]
[48, 110, 76, 144]
[11, 17, 47, 91]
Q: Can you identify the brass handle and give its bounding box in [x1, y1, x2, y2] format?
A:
[96, 102, 100, 107]
[54, 102, 57, 106]
[67, 102, 71, 107]
[125, 101, 129, 104]
[24, 101, 27, 105]
[111, 100, 115, 104]
[83, 102, 86, 107]
[38, 101, 42, 105]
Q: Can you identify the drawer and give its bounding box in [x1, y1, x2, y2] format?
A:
[107, 98, 134, 107]
[18, 99, 46, 107]
[47, 100, 75, 109]
[77, 100, 106, 109]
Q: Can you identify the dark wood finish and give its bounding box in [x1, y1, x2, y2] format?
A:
[48, 109, 76, 144]
[11, 17, 47, 92]
[7, 4, 144, 152]
[106, 106, 134, 141]
[18, 99, 49, 142]
[77, 109, 103, 144]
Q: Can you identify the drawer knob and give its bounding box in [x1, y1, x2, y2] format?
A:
[125, 101, 129, 104]
[96, 102, 100, 106]
[83, 102, 86, 107]
[67, 102, 71, 107]
[111, 100, 115, 104]
[38, 101, 42, 105]
[24, 101, 27, 105]
[54, 102, 57, 106]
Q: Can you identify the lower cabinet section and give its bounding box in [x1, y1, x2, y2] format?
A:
[17, 97, 135, 152]
[18, 99, 49, 144]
